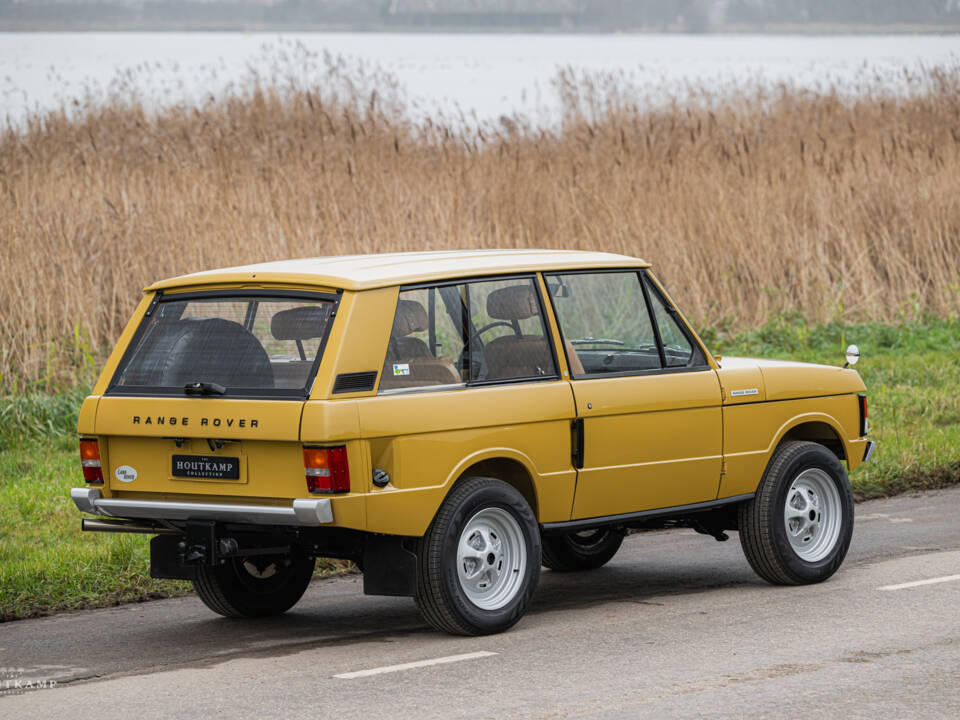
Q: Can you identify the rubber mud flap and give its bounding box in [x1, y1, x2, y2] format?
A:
[150, 534, 196, 580]
[363, 534, 419, 597]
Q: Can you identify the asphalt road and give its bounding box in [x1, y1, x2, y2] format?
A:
[3, 486, 960, 718]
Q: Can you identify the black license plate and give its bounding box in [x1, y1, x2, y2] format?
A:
[171, 455, 240, 480]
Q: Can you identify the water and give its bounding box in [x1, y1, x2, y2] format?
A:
[2, 32, 959, 125]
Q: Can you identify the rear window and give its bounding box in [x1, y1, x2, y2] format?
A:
[108, 291, 337, 398]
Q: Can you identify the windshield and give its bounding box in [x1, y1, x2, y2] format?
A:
[108, 292, 337, 398]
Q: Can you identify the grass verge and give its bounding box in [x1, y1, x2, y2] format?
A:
[1, 318, 957, 621]
[709, 316, 960, 499]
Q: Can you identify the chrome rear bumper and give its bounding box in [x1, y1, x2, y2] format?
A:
[71, 487, 333, 526]
[862, 440, 877, 464]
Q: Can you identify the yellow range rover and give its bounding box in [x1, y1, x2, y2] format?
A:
[72, 250, 875, 635]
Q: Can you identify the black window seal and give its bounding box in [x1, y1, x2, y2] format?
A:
[400, 271, 542, 292]
[638, 271, 668, 368]
[543, 268, 710, 381]
[427, 286, 437, 358]
[378, 374, 562, 397]
[156, 288, 340, 303]
[105, 288, 342, 399]
[563, 366, 715, 381]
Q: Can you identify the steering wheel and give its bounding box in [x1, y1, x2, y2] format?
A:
[470, 321, 516, 345]
[456, 321, 517, 379]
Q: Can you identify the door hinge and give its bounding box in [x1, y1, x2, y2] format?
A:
[571, 418, 585, 470]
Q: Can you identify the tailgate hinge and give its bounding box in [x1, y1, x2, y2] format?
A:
[144, 290, 163, 317]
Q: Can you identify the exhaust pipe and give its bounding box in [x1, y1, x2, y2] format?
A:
[81, 518, 180, 535]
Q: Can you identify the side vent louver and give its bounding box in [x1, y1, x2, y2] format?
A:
[332, 371, 378, 394]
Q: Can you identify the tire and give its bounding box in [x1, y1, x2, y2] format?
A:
[739, 440, 854, 586]
[542, 527, 624, 571]
[193, 553, 315, 618]
[416, 476, 541, 636]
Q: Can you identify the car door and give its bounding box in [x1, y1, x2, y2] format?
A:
[544, 269, 723, 520]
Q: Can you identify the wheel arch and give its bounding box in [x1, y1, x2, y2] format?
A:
[770, 413, 851, 468]
[443, 449, 540, 519]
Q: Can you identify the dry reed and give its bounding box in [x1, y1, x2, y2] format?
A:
[2, 57, 959, 390]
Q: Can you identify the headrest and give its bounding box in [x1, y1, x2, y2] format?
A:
[271, 306, 330, 341]
[393, 300, 428, 336]
[487, 285, 538, 321]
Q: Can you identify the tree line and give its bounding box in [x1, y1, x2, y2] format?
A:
[1, 0, 957, 31]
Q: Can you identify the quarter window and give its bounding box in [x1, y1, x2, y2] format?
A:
[381, 285, 467, 391]
[644, 278, 701, 368]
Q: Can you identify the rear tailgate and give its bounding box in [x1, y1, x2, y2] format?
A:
[95, 397, 306, 499]
[90, 287, 340, 501]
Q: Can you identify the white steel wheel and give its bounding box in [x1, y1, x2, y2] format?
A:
[783, 468, 843, 562]
[739, 440, 855, 586]
[416, 476, 541, 635]
[457, 507, 527, 610]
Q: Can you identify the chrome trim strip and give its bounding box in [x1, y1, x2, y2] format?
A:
[863, 440, 877, 464]
[70, 487, 333, 526]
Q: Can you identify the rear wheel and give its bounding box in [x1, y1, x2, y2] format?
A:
[739, 440, 854, 585]
[193, 553, 315, 618]
[542, 527, 624, 571]
[416, 476, 541, 636]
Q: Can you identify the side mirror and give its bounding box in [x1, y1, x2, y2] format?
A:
[844, 344, 860, 368]
[549, 283, 570, 298]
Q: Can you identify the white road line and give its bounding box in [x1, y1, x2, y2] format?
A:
[333, 651, 498, 679]
[879, 574, 960, 591]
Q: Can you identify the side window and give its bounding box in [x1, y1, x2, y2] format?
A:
[467, 277, 556, 382]
[547, 272, 661, 376]
[380, 286, 467, 391]
[644, 276, 703, 368]
[378, 276, 557, 393]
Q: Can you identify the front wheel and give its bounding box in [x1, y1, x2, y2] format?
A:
[739, 440, 854, 585]
[193, 553, 315, 618]
[416, 476, 541, 635]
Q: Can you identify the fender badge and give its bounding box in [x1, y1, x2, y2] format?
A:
[115, 465, 138, 483]
[730, 388, 759, 397]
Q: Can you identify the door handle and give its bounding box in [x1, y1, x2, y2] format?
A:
[571, 418, 585, 469]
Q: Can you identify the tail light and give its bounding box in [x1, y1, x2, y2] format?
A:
[79, 438, 104, 485]
[303, 446, 350, 494]
[858, 394, 869, 436]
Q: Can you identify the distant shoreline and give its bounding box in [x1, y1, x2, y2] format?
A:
[2, 23, 960, 35]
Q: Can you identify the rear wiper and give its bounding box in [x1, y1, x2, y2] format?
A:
[184, 381, 226, 396]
